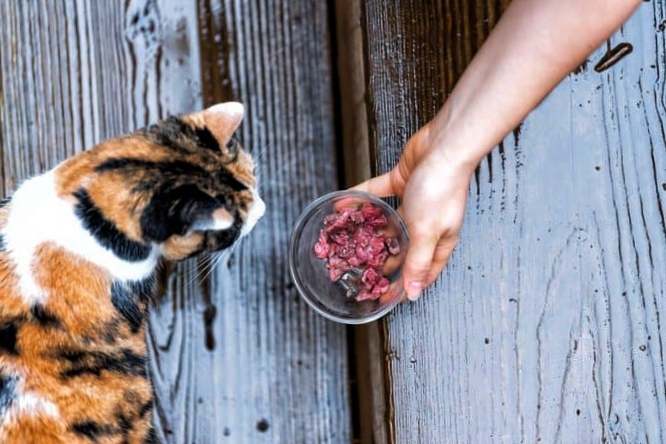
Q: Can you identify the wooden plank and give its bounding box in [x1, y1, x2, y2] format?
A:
[0, 2, 202, 443]
[162, 1, 351, 443]
[334, 0, 371, 185]
[332, 2, 386, 444]
[191, 2, 351, 442]
[360, 1, 666, 442]
[0, 1, 350, 443]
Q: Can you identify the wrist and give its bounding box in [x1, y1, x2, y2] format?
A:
[424, 104, 488, 176]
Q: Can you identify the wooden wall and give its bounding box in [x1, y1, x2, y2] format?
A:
[0, 1, 350, 443]
[354, 0, 666, 442]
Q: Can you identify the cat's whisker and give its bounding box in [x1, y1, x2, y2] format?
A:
[251, 143, 270, 174]
[194, 261, 216, 284]
[204, 252, 227, 282]
[184, 259, 210, 287]
[189, 265, 215, 287]
[199, 248, 235, 283]
[185, 250, 223, 286]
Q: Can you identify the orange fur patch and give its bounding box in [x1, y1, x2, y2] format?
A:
[0, 103, 257, 443]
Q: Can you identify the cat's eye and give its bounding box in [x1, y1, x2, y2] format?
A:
[225, 137, 239, 156]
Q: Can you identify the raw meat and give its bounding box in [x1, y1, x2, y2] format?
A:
[314, 203, 400, 301]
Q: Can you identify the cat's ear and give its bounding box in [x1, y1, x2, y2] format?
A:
[199, 102, 244, 146]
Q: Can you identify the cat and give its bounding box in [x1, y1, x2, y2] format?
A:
[0, 102, 265, 443]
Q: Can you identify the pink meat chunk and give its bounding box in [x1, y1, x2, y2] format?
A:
[313, 202, 401, 301]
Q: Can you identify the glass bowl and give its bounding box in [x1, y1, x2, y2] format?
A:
[289, 190, 409, 324]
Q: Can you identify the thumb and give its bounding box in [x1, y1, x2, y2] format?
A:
[351, 171, 396, 198]
[401, 230, 436, 301]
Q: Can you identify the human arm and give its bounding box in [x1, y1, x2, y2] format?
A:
[354, 0, 643, 300]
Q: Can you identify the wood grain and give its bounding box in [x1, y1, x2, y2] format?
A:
[360, 0, 666, 443]
[0, 1, 350, 443]
[332, 1, 388, 443]
[160, 0, 351, 442]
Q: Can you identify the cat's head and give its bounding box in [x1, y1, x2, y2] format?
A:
[57, 102, 265, 261]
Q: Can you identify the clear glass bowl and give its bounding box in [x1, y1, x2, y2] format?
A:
[289, 190, 409, 324]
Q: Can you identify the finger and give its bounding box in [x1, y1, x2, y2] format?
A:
[351, 172, 395, 198]
[423, 236, 458, 287]
[381, 253, 402, 276]
[379, 280, 403, 304]
[397, 276, 410, 303]
[401, 230, 438, 301]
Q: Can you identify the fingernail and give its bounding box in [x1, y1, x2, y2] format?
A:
[407, 282, 421, 301]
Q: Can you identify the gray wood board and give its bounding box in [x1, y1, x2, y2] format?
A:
[332, 1, 389, 443]
[361, 1, 666, 443]
[166, 1, 350, 443]
[0, 1, 350, 443]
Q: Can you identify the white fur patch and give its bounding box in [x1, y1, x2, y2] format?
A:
[0, 392, 61, 434]
[241, 191, 266, 236]
[191, 207, 234, 232]
[2, 170, 159, 305]
[10, 393, 60, 419]
[0, 371, 61, 434]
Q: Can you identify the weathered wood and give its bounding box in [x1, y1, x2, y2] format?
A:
[333, 1, 387, 444]
[360, 1, 666, 443]
[334, 0, 371, 186]
[170, 1, 351, 443]
[0, 1, 350, 443]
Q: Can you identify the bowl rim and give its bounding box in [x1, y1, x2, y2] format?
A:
[288, 189, 408, 325]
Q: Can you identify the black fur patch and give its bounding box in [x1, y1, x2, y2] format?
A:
[0, 374, 17, 414]
[215, 168, 247, 192]
[95, 157, 247, 193]
[130, 277, 156, 303]
[111, 283, 142, 333]
[201, 220, 243, 255]
[73, 189, 152, 262]
[58, 348, 147, 379]
[144, 116, 221, 154]
[101, 319, 121, 345]
[193, 126, 221, 152]
[117, 411, 133, 442]
[139, 184, 225, 243]
[95, 158, 207, 178]
[143, 117, 195, 155]
[143, 426, 160, 443]
[71, 421, 115, 439]
[110, 277, 155, 335]
[0, 322, 19, 355]
[139, 400, 153, 419]
[31, 305, 61, 328]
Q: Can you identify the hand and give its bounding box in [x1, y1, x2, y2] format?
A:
[353, 119, 474, 301]
[353, 0, 640, 302]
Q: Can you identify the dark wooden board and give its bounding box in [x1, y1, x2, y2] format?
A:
[161, 1, 351, 443]
[0, 1, 350, 443]
[359, 0, 666, 442]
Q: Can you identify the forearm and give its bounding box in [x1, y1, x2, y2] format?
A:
[430, 0, 642, 170]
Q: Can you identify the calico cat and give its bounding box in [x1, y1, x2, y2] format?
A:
[0, 102, 265, 443]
